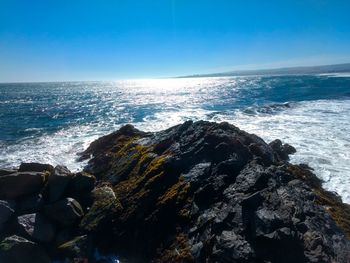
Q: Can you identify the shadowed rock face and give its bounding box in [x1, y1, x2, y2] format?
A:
[81, 121, 350, 262]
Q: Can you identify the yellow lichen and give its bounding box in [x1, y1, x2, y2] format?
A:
[157, 177, 190, 206]
[156, 232, 194, 263]
[287, 164, 350, 239]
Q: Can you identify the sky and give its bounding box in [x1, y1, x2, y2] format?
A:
[0, 0, 350, 82]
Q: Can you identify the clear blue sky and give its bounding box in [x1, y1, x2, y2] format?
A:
[1, 0, 350, 82]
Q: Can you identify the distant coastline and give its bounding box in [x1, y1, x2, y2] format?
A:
[178, 62, 350, 78]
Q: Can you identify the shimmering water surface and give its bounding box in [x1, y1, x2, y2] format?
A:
[1, 75, 350, 202]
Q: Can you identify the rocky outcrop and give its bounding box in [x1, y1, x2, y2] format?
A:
[0, 121, 349, 263]
[80, 121, 350, 262]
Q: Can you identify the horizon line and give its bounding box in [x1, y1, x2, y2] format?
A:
[1, 61, 350, 84]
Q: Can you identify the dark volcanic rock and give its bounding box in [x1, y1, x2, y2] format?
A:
[0, 168, 17, 176]
[80, 186, 122, 250]
[0, 235, 50, 263]
[80, 186, 119, 232]
[44, 197, 84, 226]
[17, 193, 44, 214]
[46, 165, 73, 202]
[19, 162, 54, 174]
[66, 172, 96, 207]
[80, 121, 350, 262]
[69, 172, 96, 194]
[0, 172, 45, 199]
[1, 121, 349, 263]
[57, 235, 93, 260]
[269, 139, 296, 161]
[16, 213, 55, 243]
[0, 200, 15, 231]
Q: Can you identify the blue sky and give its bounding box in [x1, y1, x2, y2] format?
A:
[0, 0, 350, 82]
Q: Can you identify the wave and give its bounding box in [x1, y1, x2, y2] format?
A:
[1, 76, 350, 203]
[242, 102, 294, 115]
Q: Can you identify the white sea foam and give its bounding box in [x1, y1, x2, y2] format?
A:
[223, 100, 350, 203]
[130, 100, 350, 203]
[1, 77, 349, 203]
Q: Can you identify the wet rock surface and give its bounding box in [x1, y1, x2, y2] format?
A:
[0, 235, 50, 263]
[0, 121, 349, 262]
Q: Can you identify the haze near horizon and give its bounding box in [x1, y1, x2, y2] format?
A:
[1, 0, 350, 82]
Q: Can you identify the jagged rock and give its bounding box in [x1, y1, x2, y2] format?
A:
[57, 235, 93, 260]
[80, 121, 350, 262]
[16, 213, 55, 243]
[269, 139, 296, 161]
[69, 172, 96, 194]
[0, 235, 50, 263]
[0, 172, 45, 199]
[80, 186, 121, 233]
[1, 121, 349, 263]
[44, 197, 84, 226]
[67, 172, 96, 207]
[46, 165, 73, 202]
[18, 162, 54, 174]
[0, 200, 15, 231]
[212, 231, 254, 262]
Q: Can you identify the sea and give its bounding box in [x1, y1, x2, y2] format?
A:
[1, 74, 350, 203]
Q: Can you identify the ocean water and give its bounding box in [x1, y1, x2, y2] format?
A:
[1, 75, 350, 202]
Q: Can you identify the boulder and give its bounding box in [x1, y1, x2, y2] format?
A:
[44, 198, 84, 226]
[19, 162, 54, 174]
[69, 172, 96, 194]
[46, 165, 73, 202]
[80, 186, 121, 233]
[67, 172, 96, 207]
[0, 200, 15, 231]
[16, 213, 55, 243]
[0, 235, 50, 263]
[17, 193, 43, 214]
[0, 172, 45, 199]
